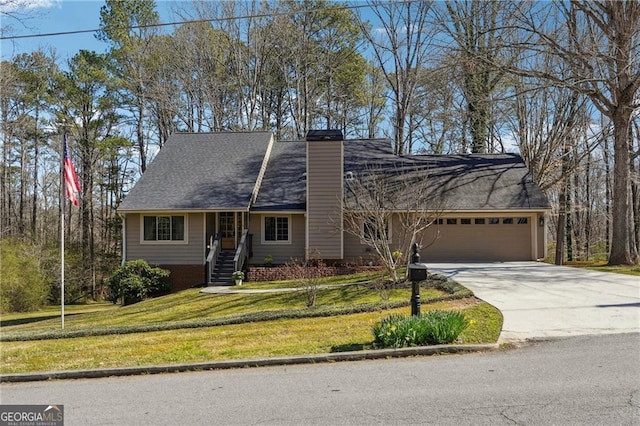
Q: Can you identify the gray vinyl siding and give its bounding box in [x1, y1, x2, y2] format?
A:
[124, 212, 205, 265]
[306, 140, 343, 259]
[248, 213, 306, 265]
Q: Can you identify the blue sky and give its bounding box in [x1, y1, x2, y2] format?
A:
[1, 0, 379, 62]
[1, 0, 177, 61]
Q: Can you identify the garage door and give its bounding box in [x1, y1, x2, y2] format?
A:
[421, 216, 532, 261]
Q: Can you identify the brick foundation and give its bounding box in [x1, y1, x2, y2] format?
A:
[161, 264, 206, 291]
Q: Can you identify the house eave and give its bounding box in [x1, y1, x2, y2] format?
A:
[118, 207, 251, 214]
[250, 209, 306, 214]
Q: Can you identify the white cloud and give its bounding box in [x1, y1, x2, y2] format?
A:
[0, 0, 61, 13]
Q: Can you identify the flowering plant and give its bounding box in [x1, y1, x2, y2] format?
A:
[232, 271, 245, 281]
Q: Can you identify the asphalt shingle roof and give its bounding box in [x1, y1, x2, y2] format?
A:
[413, 154, 551, 210]
[255, 138, 549, 211]
[252, 141, 307, 211]
[119, 133, 550, 213]
[118, 132, 273, 211]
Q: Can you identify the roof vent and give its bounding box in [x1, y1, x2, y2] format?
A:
[344, 171, 355, 181]
[306, 129, 343, 141]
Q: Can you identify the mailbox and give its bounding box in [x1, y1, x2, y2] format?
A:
[408, 263, 428, 282]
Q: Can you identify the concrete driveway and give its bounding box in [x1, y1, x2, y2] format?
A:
[427, 262, 640, 342]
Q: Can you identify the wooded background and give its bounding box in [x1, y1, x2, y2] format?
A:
[1, 0, 638, 305]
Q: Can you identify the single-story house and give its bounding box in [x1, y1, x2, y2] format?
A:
[118, 130, 551, 290]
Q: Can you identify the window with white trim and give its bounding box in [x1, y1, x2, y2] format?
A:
[264, 216, 290, 243]
[143, 215, 185, 241]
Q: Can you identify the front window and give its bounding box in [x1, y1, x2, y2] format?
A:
[143, 215, 185, 241]
[264, 216, 290, 243]
[362, 217, 391, 242]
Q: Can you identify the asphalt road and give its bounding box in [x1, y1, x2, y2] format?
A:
[1, 333, 638, 425]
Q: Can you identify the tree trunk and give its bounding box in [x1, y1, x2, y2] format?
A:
[31, 106, 39, 236]
[555, 191, 566, 266]
[565, 172, 573, 262]
[608, 109, 638, 265]
[631, 121, 639, 255]
[18, 139, 26, 234]
[604, 135, 611, 256]
[137, 102, 146, 173]
[585, 150, 591, 260]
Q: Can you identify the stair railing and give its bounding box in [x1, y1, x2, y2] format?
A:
[206, 232, 222, 285]
[233, 229, 250, 274]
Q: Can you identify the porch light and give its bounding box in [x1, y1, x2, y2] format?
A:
[539, 216, 544, 227]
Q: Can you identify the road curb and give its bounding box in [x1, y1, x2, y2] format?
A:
[0, 344, 498, 383]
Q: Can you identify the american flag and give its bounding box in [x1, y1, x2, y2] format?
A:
[63, 134, 81, 207]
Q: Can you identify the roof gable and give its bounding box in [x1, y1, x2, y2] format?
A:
[118, 132, 273, 211]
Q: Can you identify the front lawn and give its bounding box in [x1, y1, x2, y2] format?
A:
[0, 273, 502, 375]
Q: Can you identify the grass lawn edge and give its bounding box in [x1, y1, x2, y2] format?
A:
[1, 342, 500, 383]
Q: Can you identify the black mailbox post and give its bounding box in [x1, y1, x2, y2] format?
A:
[407, 243, 427, 316]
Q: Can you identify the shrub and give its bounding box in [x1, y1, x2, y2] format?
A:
[0, 238, 50, 313]
[105, 260, 170, 305]
[280, 258, 327, 308]
[372, 311, 469, 348]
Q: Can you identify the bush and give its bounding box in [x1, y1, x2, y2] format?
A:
[372, 311, 469, 348]
[280, 257, 328, 308]
[105, 260, 170, 305]
[0, 238, 50, 313]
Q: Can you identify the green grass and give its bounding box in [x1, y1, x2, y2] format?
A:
[1, 283, 446, 336]
[583, 264, 640, 276]
[0, 272, 501, 375]
[457, 301, 503, 344]
[554, 261, 640, 277]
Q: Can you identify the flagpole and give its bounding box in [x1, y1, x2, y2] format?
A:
[61, 131, 80, 330]
[61, 133, 65, 330]
[61, 211, 65, 329]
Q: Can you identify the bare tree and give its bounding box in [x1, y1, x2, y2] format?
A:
[438, 0, 515, 154]
[342, 160, 442, 282]
[360, 63, 387, 139]
[407, 64, 463, 154]
[511, 0, 640, 265]
[359, 0, 437, 154]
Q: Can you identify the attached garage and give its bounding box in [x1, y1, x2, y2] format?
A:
[422, 213, 543, 262]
